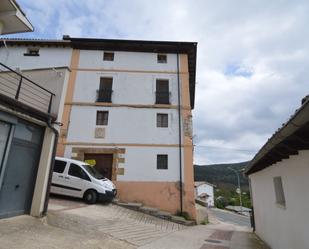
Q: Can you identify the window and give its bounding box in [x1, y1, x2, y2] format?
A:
[53, 160, 66, 173]
[157, 113, 168, 127]
[97, 77, 113, 102]
[103, 52, 114, 61]
[157, 154, 168, 169]
[68, 163, 90, 181]
[273, 176, 286, 207]
[155, 79, 170, 104]
[157, 54, 167, 63]
[24, 47, 40, 56]
[96, 111, 109, 125]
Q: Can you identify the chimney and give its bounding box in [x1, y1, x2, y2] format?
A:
[301, 95, 309, 105]
[62, 35, 70, 40]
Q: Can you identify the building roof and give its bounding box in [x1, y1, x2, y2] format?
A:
[246, 96, 309, 175]
[0, 0, 34, 34]
[0, 36, 197, 109]
[194, 181, 216, 188]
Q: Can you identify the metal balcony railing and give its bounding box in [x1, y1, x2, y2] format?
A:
[0, 63, 55, 114]
[96, 89, 113, 103]
[155, 91, 170, 104]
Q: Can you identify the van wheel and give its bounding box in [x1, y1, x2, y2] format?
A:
[84, 190, 97, 204]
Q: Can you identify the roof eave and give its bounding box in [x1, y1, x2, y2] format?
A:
[246, 99, 309, 176]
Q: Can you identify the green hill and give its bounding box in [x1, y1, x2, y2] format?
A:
[194, 162, 250, 191]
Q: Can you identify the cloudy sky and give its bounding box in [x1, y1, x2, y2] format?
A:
[9, 0, 309, 164]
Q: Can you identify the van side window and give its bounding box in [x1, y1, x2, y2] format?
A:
[54, 160, 66, 173]
[69, 163, 91, 181]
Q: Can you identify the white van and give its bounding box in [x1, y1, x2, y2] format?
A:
[50, 157, 117, 204]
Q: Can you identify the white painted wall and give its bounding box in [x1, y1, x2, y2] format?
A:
[64, 145, 181, 182]
[67, 106, 179, 144]
[0, 45, 190, 184]
[250, 150, 309, 249]
[68, 49, 186, 183]
[0, 46, 72, 70]
[195, 183, 215, 206]
[78, 50, 178, 72]
[21, 68, 70, 119]
[73, 71, 179, 105]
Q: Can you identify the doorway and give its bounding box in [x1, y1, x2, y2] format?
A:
[84, 153, 113, 180]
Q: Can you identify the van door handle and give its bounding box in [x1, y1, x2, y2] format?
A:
[65, 177, 70, 179]
[58, 175, 63, 178]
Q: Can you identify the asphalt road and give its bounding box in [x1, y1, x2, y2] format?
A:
[211, 208, 251, 227]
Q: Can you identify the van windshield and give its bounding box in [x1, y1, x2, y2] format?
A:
[82, 165, 104, 179]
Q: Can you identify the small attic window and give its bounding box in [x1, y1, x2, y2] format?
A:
[24, 47, 40, 56]
[157, 54, 167, 63]
[103, 52, 114, 61]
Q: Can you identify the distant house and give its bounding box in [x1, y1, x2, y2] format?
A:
[194, 181, 215, 207]
[245, 96, 309, 249]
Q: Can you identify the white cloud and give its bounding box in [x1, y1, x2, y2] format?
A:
[14, 0, 309, 164]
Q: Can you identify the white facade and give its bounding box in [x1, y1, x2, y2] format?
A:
[195, 182, 215, 207]
[0, 56, 70, 218]
[250, 150, 309, 249]
[0, 46, 72, 70]
[0, 45, 186, 184]
[0, 40, 196, 218]
[64, 49, 185, 182]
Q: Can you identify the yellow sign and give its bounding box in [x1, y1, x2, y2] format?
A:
[85, 159, 96, 167]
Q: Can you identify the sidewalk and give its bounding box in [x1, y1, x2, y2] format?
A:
[138, 223, 269, 249]
[139, 206, 269, 249]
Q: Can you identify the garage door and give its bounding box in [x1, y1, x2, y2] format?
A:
[0, 119, 44, 218]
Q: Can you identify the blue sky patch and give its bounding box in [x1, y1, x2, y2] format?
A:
[224, 63, 253, 78]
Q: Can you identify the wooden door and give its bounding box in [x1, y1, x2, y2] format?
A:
[84, 153, 113, 180]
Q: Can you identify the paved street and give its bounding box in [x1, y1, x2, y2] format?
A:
[210, 208, 251, 227]
[0, 196, 269, 249]
[48, 196, 185, 247]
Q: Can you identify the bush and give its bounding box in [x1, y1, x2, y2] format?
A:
[215, 196, 228, 209]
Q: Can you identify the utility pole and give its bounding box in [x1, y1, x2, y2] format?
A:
[228, 167, 243, 214]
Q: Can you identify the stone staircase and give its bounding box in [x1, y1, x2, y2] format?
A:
[112, 199, 196, 226]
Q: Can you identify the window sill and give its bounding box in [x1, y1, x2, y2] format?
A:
[24, 53, 40, 56]
[275, 203, 286, 209]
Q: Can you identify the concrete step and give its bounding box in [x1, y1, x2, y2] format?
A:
[155, 211, 172, 220]
[112, 198, 120, 204]
[171, 215, 195, 226]
[115, 200, 195, 226]
[117, 202, 143, 210]
[139, 206, 159, 215]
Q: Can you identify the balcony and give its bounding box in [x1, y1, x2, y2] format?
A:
[96, 89, 113, 103]
[155, 91, 170, 104]
[0, 63, 55, 115]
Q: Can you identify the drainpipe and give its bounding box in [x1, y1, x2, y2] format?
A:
[42, 118, 59, 215]
[176, 53, 183, 213]
[0, 21, 4, 35]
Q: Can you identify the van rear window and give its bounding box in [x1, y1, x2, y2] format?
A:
[54, 160, 66, 173]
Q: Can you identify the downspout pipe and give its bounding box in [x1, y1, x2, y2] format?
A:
[176, 53, 183, 214]
[43, 118, 59, 215]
